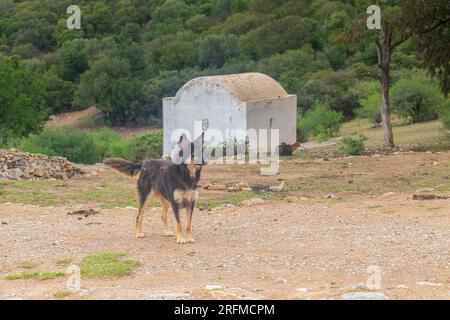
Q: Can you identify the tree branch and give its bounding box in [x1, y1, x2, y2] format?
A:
[390, 16, 450, 51]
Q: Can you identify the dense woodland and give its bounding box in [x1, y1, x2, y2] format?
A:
[0, 0, 449, 150]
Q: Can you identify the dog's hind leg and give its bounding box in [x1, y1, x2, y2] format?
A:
[161, 198, 174, 237]
[136, 179, 151, 239]
[185, 203, 195, 243]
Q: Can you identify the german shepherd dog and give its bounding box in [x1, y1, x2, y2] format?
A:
[104, 133, 205, 244]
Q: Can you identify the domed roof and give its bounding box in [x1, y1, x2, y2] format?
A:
[174, 72, 289, 103]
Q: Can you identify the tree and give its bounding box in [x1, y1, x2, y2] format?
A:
[340, 0, 450, 147]
[74, 55, 146, 125]
[57, 39, 89, 82]
[0, 58, 49, 144]
[198, 34, 239, 68]
[402, 0, 450, 95]
[43, 71, 77, 114]
[240, 16, 314, 59]
[391, 70, 444, 123]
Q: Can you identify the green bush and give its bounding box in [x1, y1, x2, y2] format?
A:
[391, 71, 444, 123]
[20, 127, 102, 164]
[340, 134, 368, 156]
[128, 131, 163, 162]
[297, 105, 343, 141]
[19, 127, 163, 164]
[353, 81, 381, 124]
[438, 102, 450, 130]
[19, 127, 129, 164]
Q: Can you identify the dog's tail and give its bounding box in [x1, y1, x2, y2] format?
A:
[103, 158, 141, 177]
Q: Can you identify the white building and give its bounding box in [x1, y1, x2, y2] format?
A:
[162, 72, 297, 157]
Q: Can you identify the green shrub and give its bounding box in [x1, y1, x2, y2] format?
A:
[20, 127, 102, 164]
[353, 81, 381, 124]
[128, 131, 163, 162]
[19, 127, 130, 164]
[438, 100, 450, 130]
[391, 71, 444, 123]
[340, 134, 368, 155]
[92, 128, 130, 159]
[297, 105, 343, 141]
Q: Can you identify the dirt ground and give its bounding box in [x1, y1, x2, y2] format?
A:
[0, 151, 449, 300]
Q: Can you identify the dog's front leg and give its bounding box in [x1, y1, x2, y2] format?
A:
[185, 203, 195, 243]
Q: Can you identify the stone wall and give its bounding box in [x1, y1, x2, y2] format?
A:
[0, 149, 80, 180]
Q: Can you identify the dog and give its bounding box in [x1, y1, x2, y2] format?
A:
[279, 141, 300, 156]
[104, 133, 205, 244]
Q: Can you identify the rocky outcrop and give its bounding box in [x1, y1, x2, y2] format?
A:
[0, 149, 80, 180]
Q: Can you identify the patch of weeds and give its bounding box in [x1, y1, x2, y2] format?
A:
[53, 291, 71, 298]
[37, 272, 65, 281]
[288, 183, 302, 191]
[258, 193, 285, 201]
[198, 191, 256, 210]
[56, 258, 73, 266]
[340, 134, 367, 156]
[5, 271, 64, 281]
[19, 261, 37, 269]
[5, 272, 38, 280]
[80, 252, 139, 278]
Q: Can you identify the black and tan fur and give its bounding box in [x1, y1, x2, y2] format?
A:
[104, 133, 205, 244]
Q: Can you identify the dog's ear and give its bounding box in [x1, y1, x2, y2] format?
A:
[178, 133, 190, 151]
[194, 132, 205, 148]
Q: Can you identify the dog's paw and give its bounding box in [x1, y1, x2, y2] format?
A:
[177, 238, 186, 244]
[164, 231, 175, 237]
[186, 238, 195, 243]
[136, 233, 146, 239]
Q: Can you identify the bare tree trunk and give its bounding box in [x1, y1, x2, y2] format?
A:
[380, 66, 394, 147]
[377, 26, 395, 148]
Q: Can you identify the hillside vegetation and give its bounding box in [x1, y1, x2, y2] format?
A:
[0, 0, 448, 152]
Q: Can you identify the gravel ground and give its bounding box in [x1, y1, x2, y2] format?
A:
[0, 193, 449, 300]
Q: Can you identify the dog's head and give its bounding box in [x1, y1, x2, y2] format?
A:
[174, 132, 206, 165]
[174, 132, 206, 180]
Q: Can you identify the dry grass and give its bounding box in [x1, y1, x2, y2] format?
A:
[338, 119, 449, 150]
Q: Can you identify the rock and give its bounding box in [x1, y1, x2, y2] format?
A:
[204, 285, 223, 291]
[0, 149, 81, 180]
[243, 198, 264, 206]
[415, 188, 435, 193]
[202, 182, 212, 189]
[33, 167, 45, 177]
[342, 292, 387, 300]
[276, 277, 288, 284]
[285, 196, 298, 203]
[413, 194, 449, 200]
[383, 192, 396, 196]
[7, 168, 23, 180]
[227, 187, 238, 192]
[149, 292, 192, 300]
[432, 161, 439, 166]
[206, 184, 227, 191]
[416, 281, 443, 287]
[323, 193, 337, 199]
[236, 181, 250, 189]
[296, 288, 308, 293]
[395, 284, 408, 289]
[269, 181, 288, 192]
